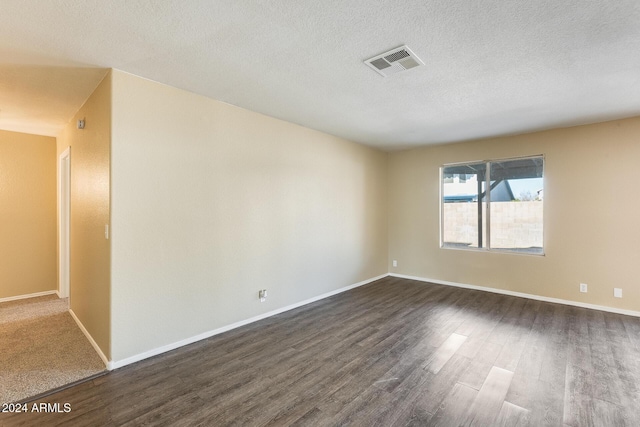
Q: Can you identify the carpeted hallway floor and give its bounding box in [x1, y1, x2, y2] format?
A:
[0, 295, 106, 404]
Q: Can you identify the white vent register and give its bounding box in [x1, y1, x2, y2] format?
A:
[364, 45, 424, 77]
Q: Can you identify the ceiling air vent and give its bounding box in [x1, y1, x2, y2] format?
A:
[364, 45, 424, 77]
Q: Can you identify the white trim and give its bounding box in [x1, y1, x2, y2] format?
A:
[0, 290, 58, 303]
[110, 273, 388, 370]
[58, 147, 71, 299]
[69, 309, 110, 369]
[390, 273, 640, 318]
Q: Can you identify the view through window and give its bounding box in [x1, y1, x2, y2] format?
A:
[441, 156, 544, 254]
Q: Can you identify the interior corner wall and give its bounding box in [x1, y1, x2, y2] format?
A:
[388, 116, 640, 312]
[0, 130, 56, 299]
[109, 70, 388, 362]
[56, 72, 111, 358]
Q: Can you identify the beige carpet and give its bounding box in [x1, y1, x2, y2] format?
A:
[0, 295, 106, 404]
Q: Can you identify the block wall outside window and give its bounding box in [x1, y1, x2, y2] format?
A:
[441, 156, 544, 255]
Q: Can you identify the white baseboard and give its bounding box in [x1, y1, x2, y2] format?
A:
[390, 273, 640, 318]
[0, 290, 58, 304]
[110, 273, 388, 370]
[68, 309, 110, 369]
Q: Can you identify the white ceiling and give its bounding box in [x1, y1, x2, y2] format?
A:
[1, 1, 639, 150]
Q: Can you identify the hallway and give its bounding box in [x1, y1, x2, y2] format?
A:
[0, 295, 106, 404]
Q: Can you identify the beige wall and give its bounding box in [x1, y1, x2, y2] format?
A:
[57, 72, 111, 358]
[110, 70, 388, 362]
[0, 130, 56, 299]
[389, 116, 640, 311]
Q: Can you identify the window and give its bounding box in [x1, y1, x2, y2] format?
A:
[441, 156, 544, 254]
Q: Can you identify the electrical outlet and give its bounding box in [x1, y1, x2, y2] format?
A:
[579, 283, 587, 293]
[614, 288, 622, 298]
[259, 289, 267, 302]
[392, 260, 398, 267]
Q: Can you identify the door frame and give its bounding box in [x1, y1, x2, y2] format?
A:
[59, 147, 71, 299]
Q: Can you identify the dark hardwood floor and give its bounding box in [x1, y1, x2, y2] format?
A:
[3, 276, 639, 426]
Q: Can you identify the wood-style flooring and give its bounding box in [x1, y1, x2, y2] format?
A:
[3, 276, 640, 426]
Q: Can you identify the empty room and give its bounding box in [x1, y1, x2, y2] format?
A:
[1, 1, 640, 426]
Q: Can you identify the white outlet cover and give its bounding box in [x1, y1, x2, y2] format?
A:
[579, 283, 587, 293]
[614, 288, 622, 298]
[393, 260, 398, 267]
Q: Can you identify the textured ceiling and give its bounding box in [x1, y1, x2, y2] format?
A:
[0, 65, 107, 136]
[1, 1, 639, 149]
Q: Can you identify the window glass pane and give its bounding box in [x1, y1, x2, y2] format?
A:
[442, 162, 487, 249]
[489, 158, 543, 254]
